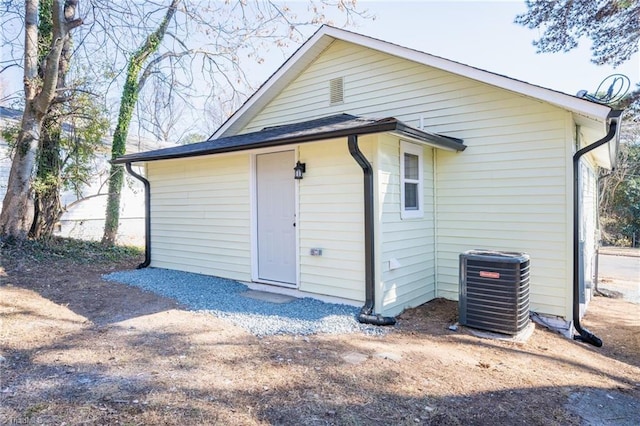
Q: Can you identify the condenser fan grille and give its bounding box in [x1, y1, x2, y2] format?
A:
[459, 251, 530, 335]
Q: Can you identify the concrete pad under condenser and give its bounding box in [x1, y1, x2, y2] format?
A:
[467, 321, 536, 343]
[241, 290, 296, 304]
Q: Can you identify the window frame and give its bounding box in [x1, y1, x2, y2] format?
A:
[400, 141, 424, 219]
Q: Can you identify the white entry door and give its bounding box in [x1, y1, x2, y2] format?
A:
[256, 151, 296, 285]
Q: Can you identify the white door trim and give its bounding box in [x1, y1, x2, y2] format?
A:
[250, 148, 300, 288]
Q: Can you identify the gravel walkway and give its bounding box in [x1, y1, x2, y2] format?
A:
[103, 268, 386, 336]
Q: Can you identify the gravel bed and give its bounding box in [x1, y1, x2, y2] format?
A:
[103, 268, 387, 336]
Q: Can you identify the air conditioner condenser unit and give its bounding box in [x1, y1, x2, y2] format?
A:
[459, 250, 530, 335]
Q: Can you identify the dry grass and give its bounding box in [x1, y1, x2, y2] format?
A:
[1, 238, 638, 425]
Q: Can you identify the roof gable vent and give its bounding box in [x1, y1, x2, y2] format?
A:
[329, 77, 344, 105]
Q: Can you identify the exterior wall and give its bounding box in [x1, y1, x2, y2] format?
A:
[0, 140, 10, 207]
[56, 162, 146, 245]
[0, 111, 19, 211]
[435, 111, 573, 319]
[239, 39, 575, 318]
[147, 154, 252, 281]
[377, 134, 436, 316]
[145, 137, 370, 303]
[579, 154, 599, 310]
[241, 40, 509, 133]
[297, 137, 370, 302]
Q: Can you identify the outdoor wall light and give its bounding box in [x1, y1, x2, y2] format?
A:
[294, 161, 306, 179]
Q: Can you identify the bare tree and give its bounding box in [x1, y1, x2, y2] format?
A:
[0, 0, 368, 242]
[599, 121, 640, 246]
[101, 0, 180, 245]
[0, 0, 82, 239]
[97, 0, 370, 245]
[0, 0, 25, 104]
[138, 79, 188, 143]
[30, 0, 73, 239]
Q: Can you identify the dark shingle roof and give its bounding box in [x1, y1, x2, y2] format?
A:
[113, 114, 464, 164]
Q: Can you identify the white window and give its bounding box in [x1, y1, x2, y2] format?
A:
[400, 141, 424, 219]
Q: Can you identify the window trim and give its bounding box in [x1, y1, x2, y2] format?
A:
[400, 141, 424, 219]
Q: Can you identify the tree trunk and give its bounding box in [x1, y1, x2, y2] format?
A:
[30, 1, 73, 240]
[1, 111, 41, 239]
[0, 0, 81, 239]
[29, 114, 63, 239]
[101, 0, 180, 245]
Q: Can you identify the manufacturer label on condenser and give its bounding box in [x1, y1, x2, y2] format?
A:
[479, 271, 500, 279]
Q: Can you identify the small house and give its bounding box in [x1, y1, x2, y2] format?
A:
[113, 26, 622, 334]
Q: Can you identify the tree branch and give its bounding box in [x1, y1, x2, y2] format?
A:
[34, 0, 83, 115]
[137, 49, 200, 92]
[64, 192, 107, 211]
[0, 63, 21, 75]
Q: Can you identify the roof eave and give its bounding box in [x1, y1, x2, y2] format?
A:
[113, 119, 464, 164]
[392, 122, 465, 152]
[579, 109, 623, 170]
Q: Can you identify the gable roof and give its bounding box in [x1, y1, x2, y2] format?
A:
[212, 25, 615, 140]
[113, 114, 465, 164]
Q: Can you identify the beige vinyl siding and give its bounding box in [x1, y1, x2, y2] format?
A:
[579, 154, 599, 307]
[298, 137, 370, 302]
[241, 40, 527, 133]
[239, 39, 575, 318]
[436, 110, 572, 318]
[377, 134, 436, 316]
[147, 154, 252, 280]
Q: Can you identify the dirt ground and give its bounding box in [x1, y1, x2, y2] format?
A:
[1, 240, 639, 425]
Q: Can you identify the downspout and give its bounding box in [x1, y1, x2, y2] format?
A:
[125, 162, 151, 269]
[572, 113, 619, 347]
[347, 135, 396, 326]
